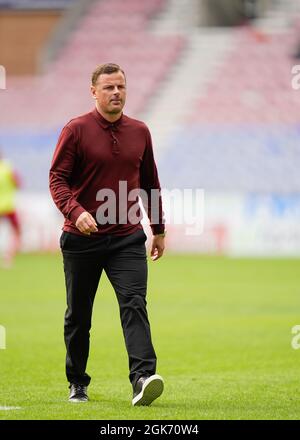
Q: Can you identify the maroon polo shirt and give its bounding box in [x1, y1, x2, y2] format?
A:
[49, 108, 165, 236]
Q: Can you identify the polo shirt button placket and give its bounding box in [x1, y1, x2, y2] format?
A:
[110, 124, 119, 154]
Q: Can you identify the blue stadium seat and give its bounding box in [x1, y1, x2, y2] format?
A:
[0, 0, 74, 9]
[159, 125, 300, 192]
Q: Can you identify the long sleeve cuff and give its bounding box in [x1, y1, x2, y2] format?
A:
[69, 205, 86, 225]
[151, 224, 165, 235]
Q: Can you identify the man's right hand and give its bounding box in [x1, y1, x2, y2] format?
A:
[75, 211, 98, 235]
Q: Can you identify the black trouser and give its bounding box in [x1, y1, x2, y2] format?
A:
[60, 228, 157, 387]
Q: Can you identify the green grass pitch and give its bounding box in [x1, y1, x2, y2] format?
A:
[0, 253, 300, 420]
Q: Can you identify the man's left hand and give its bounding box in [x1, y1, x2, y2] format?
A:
[150, 235, 165, 261]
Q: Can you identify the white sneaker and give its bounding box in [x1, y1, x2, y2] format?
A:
[132, 374, 164, 406]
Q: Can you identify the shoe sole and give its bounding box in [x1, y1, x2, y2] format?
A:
[68, 398, 88, 403]
[132, 374, 164, 406]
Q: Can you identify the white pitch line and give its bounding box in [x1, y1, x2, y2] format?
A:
[0, 406, 21, 410]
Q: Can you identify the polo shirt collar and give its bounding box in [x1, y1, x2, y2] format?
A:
[91, 107, 123, 129]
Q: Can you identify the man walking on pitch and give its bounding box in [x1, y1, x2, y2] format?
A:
[49, 63, 165, 406]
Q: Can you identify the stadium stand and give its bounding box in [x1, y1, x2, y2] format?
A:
[0, 0, 184, 190]
[159, 123, 300, 192]
[0, 0, 184, 124]
[189, 29, 297, 124]
[159, 26, 300, 192]
[1, 0, 299, 255]
[0, 0, 74, 9]
[0, 0, 299, 194]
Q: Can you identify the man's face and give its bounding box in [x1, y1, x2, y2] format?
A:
[91, 71, 126, 116]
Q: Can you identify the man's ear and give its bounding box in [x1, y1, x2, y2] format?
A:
[91, 85, 96, 99]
